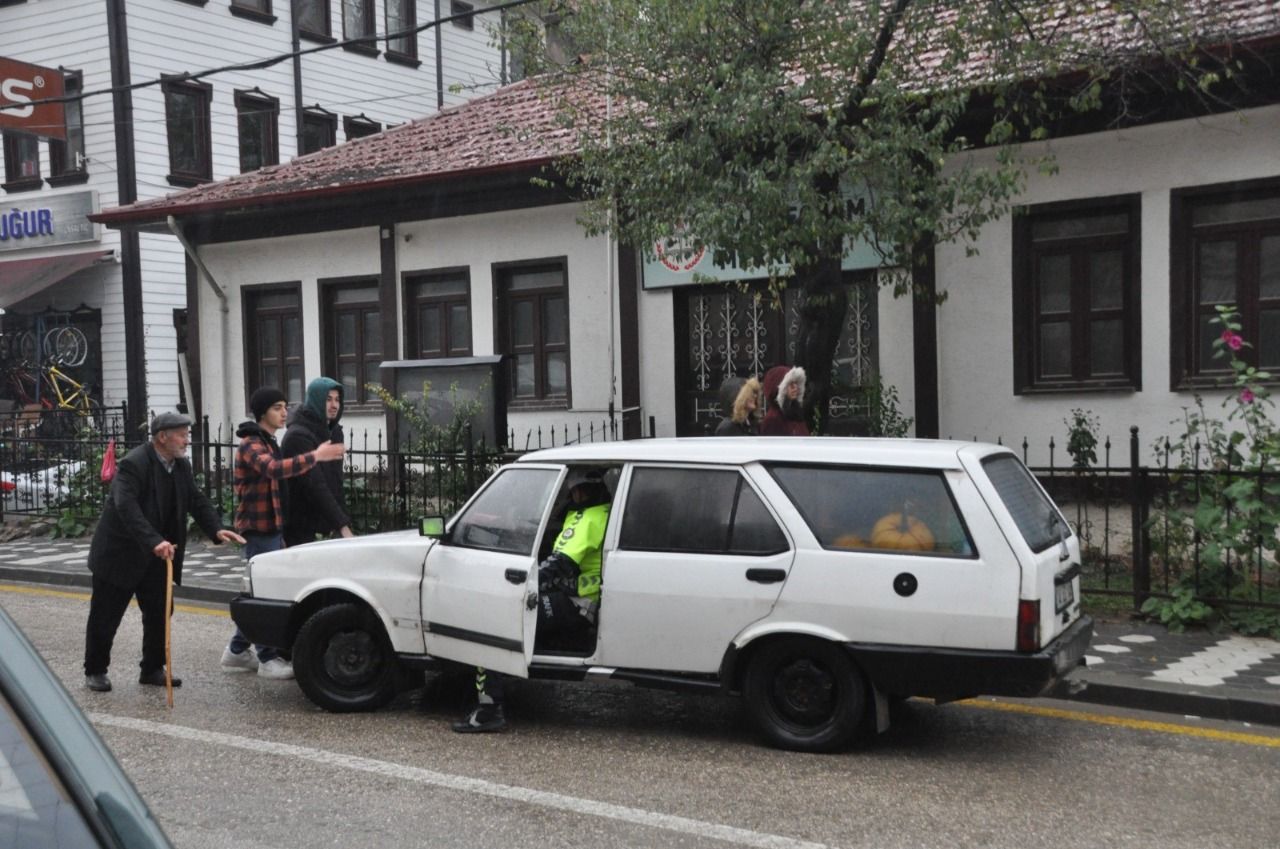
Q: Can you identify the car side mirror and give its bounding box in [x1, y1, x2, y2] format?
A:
[420, 516, 446, 539]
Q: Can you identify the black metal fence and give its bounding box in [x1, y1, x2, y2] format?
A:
[2, 413, 1275, 613]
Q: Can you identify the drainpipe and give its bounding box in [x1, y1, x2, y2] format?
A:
[167, 217, 230, 435]
[290, 0, 305, 152]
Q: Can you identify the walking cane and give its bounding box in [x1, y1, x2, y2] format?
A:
[164, 556, 174, 708]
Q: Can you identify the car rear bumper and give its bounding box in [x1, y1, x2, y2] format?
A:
[846, 615, 1094, 700]
[229, 595, 296, 651]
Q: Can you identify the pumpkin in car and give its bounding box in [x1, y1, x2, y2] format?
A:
[832, 533, 869, 550]
[870, 511, 935, 551]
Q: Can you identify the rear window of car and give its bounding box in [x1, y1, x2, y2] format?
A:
[768, 464, 975, 557]
[618, 467, 789, 555]
[980, 454, 1066, 554]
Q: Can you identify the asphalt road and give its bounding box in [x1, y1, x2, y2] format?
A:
[4, 584, 1279, 849]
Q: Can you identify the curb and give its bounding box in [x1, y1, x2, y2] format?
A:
[1056, 669, 1280, 727]
[0, 569, 237, 606]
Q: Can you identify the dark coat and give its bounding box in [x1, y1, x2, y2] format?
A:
[88, 442, 225, 589]
[281, 404, 350, 538]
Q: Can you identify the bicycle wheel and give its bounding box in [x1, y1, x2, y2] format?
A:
[16, 331, 36, 363]
[45, 327, 88, 367]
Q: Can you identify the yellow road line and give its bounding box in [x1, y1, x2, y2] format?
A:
[0, 583, 229, 617]
[961, 698, 1280, 747]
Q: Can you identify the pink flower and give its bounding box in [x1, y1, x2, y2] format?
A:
[1227, 333, 1244, 351]
[1240, 388, 1256, 404]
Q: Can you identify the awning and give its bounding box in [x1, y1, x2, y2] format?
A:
[0, 250, 113, 309]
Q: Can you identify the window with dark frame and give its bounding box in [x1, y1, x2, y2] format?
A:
[1171, 180, 1280, 386]
[450, 0, 474, 30]
[162, 78, 212, 185]
[296, 0, 331, 38]
[235, 90, 279, 173]
[244, 288, 305, 405]
[498, 262, 569, 403]
[405, 270, 471, 358]
[343, 114, 381, 140]
[1012, 196, 1140, 393]
[2, 132, 41, 191]
[48, 72, 87, 183]
[385, 0, 417, 59]
[230, 0, 271, 15]
[323, 281, 382, 405]
[344, 0, 376, 40]
[301, 107, 337, 153]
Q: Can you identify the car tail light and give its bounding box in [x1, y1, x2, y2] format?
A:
[1016, 599, 1040, 652]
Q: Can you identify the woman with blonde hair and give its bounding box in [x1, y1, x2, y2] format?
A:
[714, 376, 762, 436]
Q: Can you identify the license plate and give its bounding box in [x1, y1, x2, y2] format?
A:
[1054, 579, 1075, 612]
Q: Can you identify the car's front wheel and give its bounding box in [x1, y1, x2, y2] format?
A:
[743, 637, 866, 753]
[294, 603, 399, 713]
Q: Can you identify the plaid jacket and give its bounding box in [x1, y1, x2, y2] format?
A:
[234, 421, 318, 535]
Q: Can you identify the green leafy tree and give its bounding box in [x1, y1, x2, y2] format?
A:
[503, 0, 1254, 426]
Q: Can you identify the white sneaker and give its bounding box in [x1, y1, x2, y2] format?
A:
[257, 658, 294, 680]
[220, 646, 258, 671]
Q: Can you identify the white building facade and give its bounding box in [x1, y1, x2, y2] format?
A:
[1, 0, 510, 428]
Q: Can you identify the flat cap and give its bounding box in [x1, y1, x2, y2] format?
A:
[151, 411, 193, 434]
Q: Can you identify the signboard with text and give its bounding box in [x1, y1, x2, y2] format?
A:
[0, 56, 67, 140]
[0, 191, 99, 253]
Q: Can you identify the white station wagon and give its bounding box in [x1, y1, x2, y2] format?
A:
[231, 438, 1092, 752]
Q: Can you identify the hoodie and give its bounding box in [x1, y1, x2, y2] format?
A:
[759, 365, 809, 436]
[280, 377, 350, 541]
[714, 376, 761, 436]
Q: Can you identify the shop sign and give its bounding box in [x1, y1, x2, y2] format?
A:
[0, 191, 99, 253]
[0, 56, 66, 140]
[642, 184, 886, 289]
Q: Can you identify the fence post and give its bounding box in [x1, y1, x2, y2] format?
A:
[465, 423, 475, 493]
[1129, 426, 1150, 610]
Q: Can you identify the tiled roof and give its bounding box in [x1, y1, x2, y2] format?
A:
[95, 1, 1279, 226]
[94, 79, 600, 224]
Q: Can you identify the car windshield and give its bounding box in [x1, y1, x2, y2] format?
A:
[449, 467, 559, 556]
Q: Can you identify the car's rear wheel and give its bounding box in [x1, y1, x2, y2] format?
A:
[743, 637, 865, 752]
[294, 603, 399, 712]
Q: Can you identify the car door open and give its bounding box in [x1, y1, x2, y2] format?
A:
[422, 465, 561, 676]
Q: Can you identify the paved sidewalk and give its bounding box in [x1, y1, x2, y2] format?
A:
[3, 533, 1279, 727]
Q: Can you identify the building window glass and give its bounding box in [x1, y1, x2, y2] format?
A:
[162, 79, 212, 185]
[297, 0, 330, 38]
[386, 0, 416, 59]
[244, 288, 305, 405]
[450, 0, 474, 30]
[1, 132, 41, 191]
[406, 270, 471, 358]
[1012, 196, 1140, 393]
[48, 73, 86, 182]
[343, 114, 380, 140]
[236, 91, 279, 173]
[1172, 180, 1280, 385]
[344, 0, 375, 39]
[301, 107, 337, 153]
[231, 0, 271, 13]
[323, 281, 381, 405]
[498, 262, 569, 403]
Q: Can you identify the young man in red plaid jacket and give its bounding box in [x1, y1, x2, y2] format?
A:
[221, 387, 345, 678]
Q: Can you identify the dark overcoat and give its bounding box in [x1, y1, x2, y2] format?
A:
[87, 442, 225, 589]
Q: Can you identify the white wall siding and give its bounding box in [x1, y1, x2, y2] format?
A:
[935, 104, 1280, 463]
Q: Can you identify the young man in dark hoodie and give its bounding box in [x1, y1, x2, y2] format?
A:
[281, 376, 355, 545]
[221, 387, 345, 677]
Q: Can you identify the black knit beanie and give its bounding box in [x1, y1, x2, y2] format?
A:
[250, 387, 288, 421]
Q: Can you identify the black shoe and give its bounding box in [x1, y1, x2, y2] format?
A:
[452, 704, 506, 733]
[85, 673, 112, 692]
[139, 669, 182, 687]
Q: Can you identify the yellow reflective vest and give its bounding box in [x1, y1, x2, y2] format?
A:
[551, 502, 609, 602]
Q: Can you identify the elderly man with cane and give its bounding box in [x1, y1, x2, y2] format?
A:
[83, 412, 244, 693]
